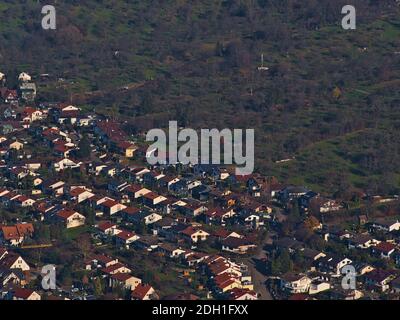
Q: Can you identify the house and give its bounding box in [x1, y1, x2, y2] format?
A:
[277, 186, 309, 203]
[142, 192, 167, 208]
[108, 181, 129, 194]
[0, 252, 30, 271]
[97, 221, 121, 236]
[390, 277, 400, 293]
[117, 141, 137, 158]
[85, 254, 119, 270]
[122, 207, 141, 221]
[102, 262, 131, 275]
[212, 228, 242, 241]
[99, 199, 127, 216]
[21, 107, 42, 122]
[348, 234, 380, 249]
[159, 176, 180, 190]
[280, 273, 312, 294]
[213, 273, 242, 293]
[127, 167, 150, 182]
[143, 171, 165, 186]
[53, 158, 81, 172]
[354, 263, 375, 276]
[57, 110, 79, 125]
[55, 209, 86, 229]
[330, 288, 364, 300]
[18, 72, 32, 82]
[191, 185, 209, 201]
[133, 235, 159, 251]
[115, 230, 140, 249]
[109, 273, 142, 291]
[308, 279, 330, 295]
[317, 256, 352, 276]
[229, 288, 258, 300]
[131, 284, 157, 300]
[124, 184, 151, 200]
[13, 195, 36, 208]
[130, 211, 162, 225]
[42, 180, 65, 197]
[9, 167, 29, 180]
[365, 269, 397, 292]
[221, 237, 257, 254]
[0, 268, 27, 287]
[301, 248, 326, 263]
[181, 202, 208, 217]
[0, 223, 34, 246]
[157, 244, 185, 258]
[180, 226, 210, 243]
[12, 288, 41, 300]
[2, 89, 18, 104]
[68, 187, 95, 204]
[371, 242, 397, 259]
[370, 218, 400, 232]
[9, 140, 24, 151]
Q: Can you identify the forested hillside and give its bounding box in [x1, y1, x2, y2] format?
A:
[1, 0, 400, 196]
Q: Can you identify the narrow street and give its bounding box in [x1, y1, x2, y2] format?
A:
[246, 230, 277, 300]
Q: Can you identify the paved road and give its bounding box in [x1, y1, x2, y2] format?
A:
[248, 259, 273, 300]
[247, 231, 277, 300]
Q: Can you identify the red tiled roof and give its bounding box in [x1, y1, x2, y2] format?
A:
[131, 284, 153, 300]
[111, 272, 134, 282]
[13, 288, 36, 300]
[374, 242, 396, 254]
[229, 288, 257, 300]
[116, 230, 136, 241]
[102, 262, 129, 274]
[1, 223, 34, 240]
[97, 221, 116, 232]
[123, 207, 140, 215]
[69, 187, 87, 197]
[56, 209, 77, 220]
[101, 199, 120, 208]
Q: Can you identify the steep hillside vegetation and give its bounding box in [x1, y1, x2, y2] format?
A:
[1, 0, 400, 195]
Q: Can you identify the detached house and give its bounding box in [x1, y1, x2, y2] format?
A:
[12, 288, 41, 301]
[13, 195, 36, 208]
[348, 234, 380, 250]
[124, 184, 151, 200]
[142, 192, 167, 208]
[42, 180, 65, 197]
[180, 226, 210, 243]
[110, 273, 142, 291]
[317, 256, 352, 276]
[280, 273, 312, 294]
[99, 199, 127, 216]
[0, 252, 30, 271]
[117, 141, 137, 158]
[102, 262, 131, 275]
[53, 158, 81, 172]
[365, 269, 397, 292]
[97, 221, 121, 236]
[9, 140, 24, 151]
[372, 242, 397, 259]
[55, 209, 86, 229]
[115, 230, 140, 249]
[221, 237, 257, 254]
[131, 284, 157, 300]
[0, 223, 34, 246]
[68, 187, 95, 204]
[129, 211, 162, 225]
[370, 218, 400, 233]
